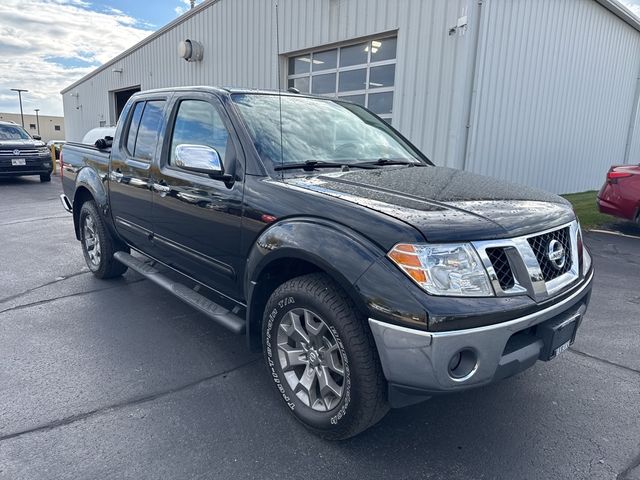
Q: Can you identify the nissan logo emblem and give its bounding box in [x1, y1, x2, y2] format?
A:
[547, 239, 566, 269]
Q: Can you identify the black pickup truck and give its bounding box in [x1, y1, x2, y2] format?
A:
[60, 87, 594, 439]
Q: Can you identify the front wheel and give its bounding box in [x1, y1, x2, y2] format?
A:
[263, 273, 389, 440]
[79, 200, 129, 279]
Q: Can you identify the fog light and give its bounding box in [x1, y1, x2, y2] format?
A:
[448, 349, 478, 380]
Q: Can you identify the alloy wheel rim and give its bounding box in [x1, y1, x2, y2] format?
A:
[83, 214, 101, 267]
[276, 308, 346, 412]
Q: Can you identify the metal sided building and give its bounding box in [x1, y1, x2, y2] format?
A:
[61, 0, 640, 193]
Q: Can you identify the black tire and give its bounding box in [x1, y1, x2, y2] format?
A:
[78, 200, 129, 279]
[263, 273, 389, 440]
[40, 173, 51, 182]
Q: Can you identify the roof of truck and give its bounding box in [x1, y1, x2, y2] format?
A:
[132, 86, 332, 101]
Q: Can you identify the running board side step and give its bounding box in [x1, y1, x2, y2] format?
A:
[114, 251, 245, 334]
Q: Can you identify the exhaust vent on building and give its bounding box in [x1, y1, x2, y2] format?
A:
[178, 39, 204, 62]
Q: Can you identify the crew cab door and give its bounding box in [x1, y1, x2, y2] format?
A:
[149, 92, 244, 300]
[109, 96, 168, 248]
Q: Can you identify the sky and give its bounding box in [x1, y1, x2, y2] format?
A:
[0, 0, 203, 117]
[0, 0, 639, 117]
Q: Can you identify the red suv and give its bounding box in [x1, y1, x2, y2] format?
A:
[597, 165, 640, 223]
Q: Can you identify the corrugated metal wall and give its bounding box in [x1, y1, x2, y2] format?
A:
[62, 0, 472, 169]
[465, 0, 640, 193]
[62, 0, 640, 193]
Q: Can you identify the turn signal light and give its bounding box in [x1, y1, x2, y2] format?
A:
[388, 244, 428, 282]
[388, 246, 422, 268]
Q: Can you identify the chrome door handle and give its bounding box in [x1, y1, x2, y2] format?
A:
[111, 169, 124, 182]
[151, 183, 170, 194]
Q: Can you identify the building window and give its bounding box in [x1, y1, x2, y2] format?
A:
[29, 123, 36, 130]
[287, 36, 397, 121]
[54, 125, 61, 131]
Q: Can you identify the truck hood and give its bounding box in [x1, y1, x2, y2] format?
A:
[284, 165, 574, 242]
[0, 139, 45, 149]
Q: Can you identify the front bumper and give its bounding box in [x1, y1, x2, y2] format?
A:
[369, 269, 593, 407]
[0, 155, 52, 177]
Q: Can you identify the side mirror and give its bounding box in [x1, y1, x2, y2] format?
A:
[174, 144, 223, 176]
[32, 134, 42, 140]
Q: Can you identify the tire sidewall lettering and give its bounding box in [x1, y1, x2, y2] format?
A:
[266, 299, 296, 410]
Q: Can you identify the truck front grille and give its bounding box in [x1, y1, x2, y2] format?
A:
[473, 221, 580, 301]
[0, 149, 39, 156]
[486, 247, 515, 290]
[527, 227, 572, 281]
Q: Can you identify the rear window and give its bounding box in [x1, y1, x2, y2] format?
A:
[125, 102, 144, 155]
[0, 124, 30, 140]
[125, 100, 165, 161]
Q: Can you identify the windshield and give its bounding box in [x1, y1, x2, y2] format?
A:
[231, 93, 423, 169]
[0, 124, 31, 141]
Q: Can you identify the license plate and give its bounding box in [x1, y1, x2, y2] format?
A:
[11, 158, 26, 166]
[554, 340, 571, 357]
[538, 311, 581, 361]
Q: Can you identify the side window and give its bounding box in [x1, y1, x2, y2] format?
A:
[169, 100, 229, 166]
[134, 100, 165, 161]
[125, 102, 144, 156]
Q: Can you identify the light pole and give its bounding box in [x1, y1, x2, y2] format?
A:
[34, 109, 40, 136]
[10, 88, 28, 127]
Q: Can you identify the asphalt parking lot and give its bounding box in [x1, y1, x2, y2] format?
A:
[1, 175, 639, 480]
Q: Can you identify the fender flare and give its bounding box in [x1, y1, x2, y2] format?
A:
[244, 217, 386, 349]
[72, 166, 110, 239]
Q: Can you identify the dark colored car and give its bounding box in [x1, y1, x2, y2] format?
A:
[59, 87, 594, 439]
[0, 121, 53, 182]
[597, 165, 640, 223]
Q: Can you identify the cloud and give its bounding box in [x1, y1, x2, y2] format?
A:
[0, 0, 153, 117]
[175, 0, 203, 17]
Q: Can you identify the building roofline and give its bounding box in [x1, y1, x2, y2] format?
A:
[595, 0, 640, 33]
[60, 0, 221, 94]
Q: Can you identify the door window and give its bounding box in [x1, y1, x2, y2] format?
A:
[169, 100, 229, 166]
[133, 101, 165, 161]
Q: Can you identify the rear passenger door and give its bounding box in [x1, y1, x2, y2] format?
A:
[109, 97, 168, 249]
[150, 92, 245, 300]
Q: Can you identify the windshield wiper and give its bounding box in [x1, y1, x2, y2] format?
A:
[274, 160, 377, 171]
[351, 158, 425, 167]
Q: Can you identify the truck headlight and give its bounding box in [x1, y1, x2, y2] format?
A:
[388, 243, 493, 296]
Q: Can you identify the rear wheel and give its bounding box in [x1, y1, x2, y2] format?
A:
[40, 173, 51, 182]
[79, 200, 128, 279]
[263, 273, 388, 440]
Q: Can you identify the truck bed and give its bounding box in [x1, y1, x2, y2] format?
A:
[60, 142, 111, 202]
